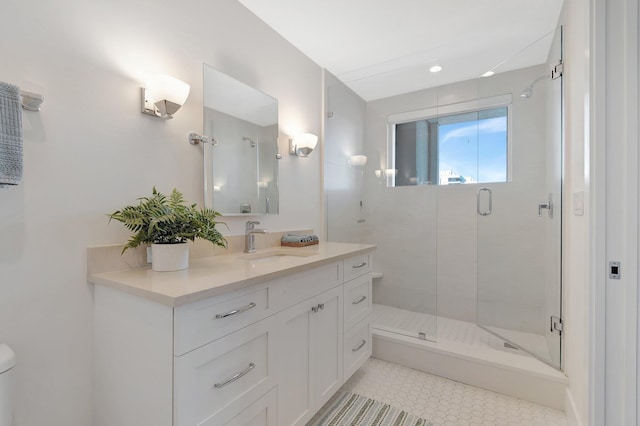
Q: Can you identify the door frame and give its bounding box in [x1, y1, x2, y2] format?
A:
[590, 0, 639, 424]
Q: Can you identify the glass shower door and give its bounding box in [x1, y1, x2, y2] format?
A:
[476, 27, 563, 369]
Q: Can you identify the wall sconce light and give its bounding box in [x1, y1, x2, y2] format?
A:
[374, 169, 397, 178]
[141, 75, 190, 119]
[349, 155, 367, 167]
[289, 133, 318, 157]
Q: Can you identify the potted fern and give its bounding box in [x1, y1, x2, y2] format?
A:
[108, 187, 227, 271]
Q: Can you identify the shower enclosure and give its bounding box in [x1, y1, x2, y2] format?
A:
[475, 28, 563, 368]
[325, 27, 563, 369]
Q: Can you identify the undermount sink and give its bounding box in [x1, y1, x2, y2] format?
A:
[241, 249, 316, 263]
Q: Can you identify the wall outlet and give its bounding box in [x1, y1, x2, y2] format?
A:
[146, 247, 152, 264]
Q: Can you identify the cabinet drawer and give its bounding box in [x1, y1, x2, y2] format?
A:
[276, 261, 342, 310]
[174, 317, 277, 426]
[174, 283, 273, 355]
[343, 317, 371, 380]
[344, 275, 372, 332]
[343, 253, 371, 282]
[214, 386, 277, 426]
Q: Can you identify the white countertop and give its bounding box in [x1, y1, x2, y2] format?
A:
[88, 242, 375, 307]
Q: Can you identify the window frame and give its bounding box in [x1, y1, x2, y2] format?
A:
[387, 94, 513, 187]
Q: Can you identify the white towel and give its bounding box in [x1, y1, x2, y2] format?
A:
[0, 82, 23, 186]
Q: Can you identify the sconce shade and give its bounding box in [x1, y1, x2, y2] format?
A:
[142, 75, 190, 119]
[289, 133, 318, 157]
[375, 168, 396, 178]
[349, 155, 367, 167]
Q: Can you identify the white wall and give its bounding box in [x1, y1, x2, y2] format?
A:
[0, 1, 322, 425]
[561, 0, 591, 423]
[591, 0, 640, 424]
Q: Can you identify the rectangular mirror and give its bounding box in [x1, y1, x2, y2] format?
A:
[203, 64, 279, 215]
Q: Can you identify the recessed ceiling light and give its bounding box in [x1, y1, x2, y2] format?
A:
[429, 65, 442, 73]
[481, 71, 495, 77]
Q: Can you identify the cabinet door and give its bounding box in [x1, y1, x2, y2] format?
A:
[277, 298, 315, 426]
[277, 286, 344, 426]
[311, 286, 343, 410]
[223, 387, 277, 426]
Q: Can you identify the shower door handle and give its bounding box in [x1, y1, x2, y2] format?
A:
[477, 187, 492, 216]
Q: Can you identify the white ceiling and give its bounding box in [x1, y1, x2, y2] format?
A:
[237, 0, 564, 101]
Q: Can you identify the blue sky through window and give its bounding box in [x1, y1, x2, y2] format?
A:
[438, 113, 507, 183]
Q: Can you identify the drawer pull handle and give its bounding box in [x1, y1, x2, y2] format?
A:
[215, 302, 256, 319]
[311, 303, 325, 313]
[352, 262, 367, 269]
[352, 340, 367, 352]
[214, 362, 255, 389]
[352, 295, 367, 305]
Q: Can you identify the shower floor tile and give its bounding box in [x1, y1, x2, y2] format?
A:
[372, 303, 549, 359]
[339, 358, 567, 426]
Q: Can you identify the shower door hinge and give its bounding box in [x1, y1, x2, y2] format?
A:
[550, 316, 563, 334]
[551, 61, 564, 80]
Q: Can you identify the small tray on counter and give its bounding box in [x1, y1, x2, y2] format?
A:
[281, 234, 319, 247]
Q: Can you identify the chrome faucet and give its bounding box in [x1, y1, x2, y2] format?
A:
[244, 221, 268, 253]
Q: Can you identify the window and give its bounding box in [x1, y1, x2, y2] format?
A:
[389, 97, 510, 186]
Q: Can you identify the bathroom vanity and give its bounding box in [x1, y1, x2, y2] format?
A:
[89, 242, 374, 426]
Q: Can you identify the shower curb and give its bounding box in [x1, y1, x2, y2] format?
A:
[372, 329, 567, 411]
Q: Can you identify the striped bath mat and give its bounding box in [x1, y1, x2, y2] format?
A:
[308, 392, 433, 426]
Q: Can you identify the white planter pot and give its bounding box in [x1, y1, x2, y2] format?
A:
[151, 243, 189, 272]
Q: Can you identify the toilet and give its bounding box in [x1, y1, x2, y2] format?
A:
[0, 344, 15, 426]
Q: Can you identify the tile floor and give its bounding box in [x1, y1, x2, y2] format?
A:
[338, 358, 568, 426]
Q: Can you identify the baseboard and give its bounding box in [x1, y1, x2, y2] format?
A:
[565, 388, 584, 426]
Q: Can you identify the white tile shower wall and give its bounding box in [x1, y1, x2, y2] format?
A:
[475, 65, 551, 336]
[324, 70, 438, 320]
[0, 1, 322, 425]
[363, 185, 438, 315]
[324, 70, 367, 242]
[365, 65, 550, 333]
[205, 108, 260, 214]
[435, 185, 478, 322]
[258, 123, 279, 214]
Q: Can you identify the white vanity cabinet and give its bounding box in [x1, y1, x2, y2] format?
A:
[94, 280, 280, 426]
[91, 243, 374, 426]
[277, 285, 343, 426]
[342, 253, 373, 380]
